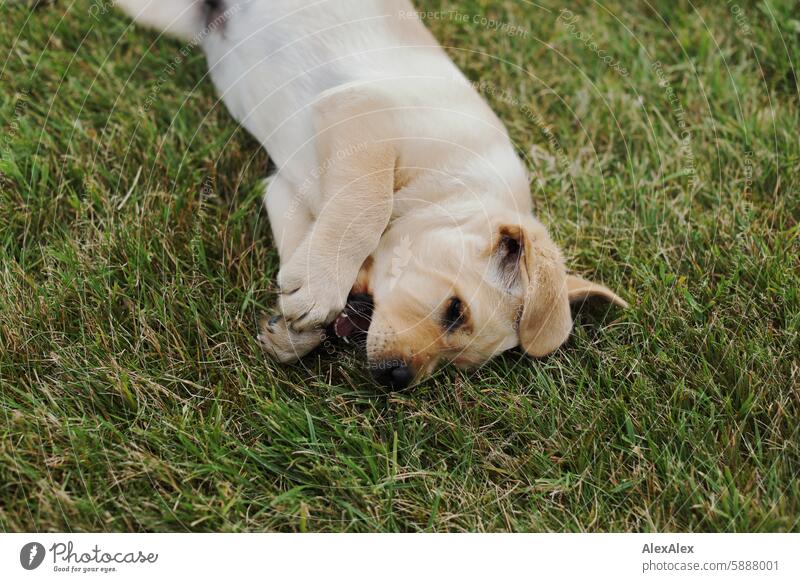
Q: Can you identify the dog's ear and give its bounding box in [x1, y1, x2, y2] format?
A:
[499, 221, 627, 357]
[507, 223, 573, 358]
[565, 275, 628, 308]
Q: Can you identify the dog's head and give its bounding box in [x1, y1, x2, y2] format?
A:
[357, 203, 626, 389]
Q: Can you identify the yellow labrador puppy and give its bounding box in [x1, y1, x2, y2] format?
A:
[118, 0, 626, 388]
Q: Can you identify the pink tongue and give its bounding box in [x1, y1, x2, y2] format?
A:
[331, 296, 373, 340]
[333, 312, 358, 338]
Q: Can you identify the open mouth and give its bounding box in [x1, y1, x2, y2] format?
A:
[329, 292, 374, 347]
[329, 294, 415, 391]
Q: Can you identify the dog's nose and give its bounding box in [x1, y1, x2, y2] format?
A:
[371, 360, 413, 390]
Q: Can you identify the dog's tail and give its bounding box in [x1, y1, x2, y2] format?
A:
[115, 0, 208, 41]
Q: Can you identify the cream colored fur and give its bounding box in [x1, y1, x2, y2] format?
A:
[117, 0, 626, 384]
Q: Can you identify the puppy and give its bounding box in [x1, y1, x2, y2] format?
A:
[117, 0, 626, 388]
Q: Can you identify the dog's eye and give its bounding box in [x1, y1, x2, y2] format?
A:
[442, 296, 466, 332]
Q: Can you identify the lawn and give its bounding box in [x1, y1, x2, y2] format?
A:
[0, 0, 798, 532]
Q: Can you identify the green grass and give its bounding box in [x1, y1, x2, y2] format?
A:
[1, 0, 798, 532]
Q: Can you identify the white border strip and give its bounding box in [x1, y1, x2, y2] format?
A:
[2, 533, 798, 581]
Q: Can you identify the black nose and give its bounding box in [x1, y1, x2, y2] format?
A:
[371, 360, 414, 390]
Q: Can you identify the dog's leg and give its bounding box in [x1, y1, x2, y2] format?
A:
[258, 175, 324, 362]
[265, 83, 396, 354]
[276, 140, 395, 332]
[262, 174, 313, 264]
[257, 313, 324, 363]
[276, 86, 397, 333]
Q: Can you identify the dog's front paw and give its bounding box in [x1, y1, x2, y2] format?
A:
[258, 315, 324, 362]
[277, 263, 347, 331]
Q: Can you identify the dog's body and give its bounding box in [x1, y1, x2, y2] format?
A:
[118, 0, 625, 388]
